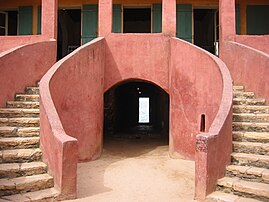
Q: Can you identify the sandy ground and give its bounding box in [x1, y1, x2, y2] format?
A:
[67, 137, 196, 202]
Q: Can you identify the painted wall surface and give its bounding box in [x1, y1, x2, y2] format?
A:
[235, 35, 269, 54]
[40, 38, 105, 199]
[104, 34, 170, 92]
[0, 41, 56, 107]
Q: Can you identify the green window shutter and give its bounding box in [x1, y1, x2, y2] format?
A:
[82, 4, 98, 45]
[247, 5, 269, 35]
[176, 4, 192, 43]
[113, 4, 121, 33]
[18, 6, 33, 35]
[236, 4, 240, 34]
[37, 6, 41, 34]
[152, 4, 162, 33]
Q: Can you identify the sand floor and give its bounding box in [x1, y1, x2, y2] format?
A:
[67, 137, 196, 202]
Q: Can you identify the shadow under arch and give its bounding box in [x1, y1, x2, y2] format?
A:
[103, 78, 170, 143]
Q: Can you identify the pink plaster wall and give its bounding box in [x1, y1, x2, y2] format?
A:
[99, 0, 112, 37]
[162, 0, 176, 36]
[0, 40, 56, 108]
[0, 35, 48, 53]
[235, 35, 269, 54]
[104, 34, 170, 92]
[222, 41, 269, 104]
[170, 37, 232, 161]
[40, 38, 105, 199]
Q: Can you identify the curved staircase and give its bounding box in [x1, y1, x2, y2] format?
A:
[207, 85, 269, 202]
[0, 86, 58, 201]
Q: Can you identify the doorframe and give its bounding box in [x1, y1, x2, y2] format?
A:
[0, 11, 8, 35]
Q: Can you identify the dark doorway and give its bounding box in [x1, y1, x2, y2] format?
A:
[194, 9, 218, 54]
[0, 11, 17, 36]
[57, 9, 81, 60]
[104, 81, 169, 140]
[123, 8, 151, 33]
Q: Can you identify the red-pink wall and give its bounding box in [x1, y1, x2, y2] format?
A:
[0, 40, 56, 108]
[222, 41, 269, 104]
[0, 36, 49, 53]
[235, 35, 269, 54]
[104, 34, 170, 92]
[40, 38, 105, 199]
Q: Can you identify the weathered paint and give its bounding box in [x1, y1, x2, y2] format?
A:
[99, 0, 112, 37]
[162, 0, 176, 36]
[0, 41, 56, 108]
[235, 35, 269, 54]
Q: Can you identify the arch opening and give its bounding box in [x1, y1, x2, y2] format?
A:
[104, 80, 169, 142]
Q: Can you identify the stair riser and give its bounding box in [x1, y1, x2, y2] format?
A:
[233, 134, 269, 143]
[231, 157, 269, 169]
[226, 171, 269, 184]
[233, 100, 266, 106]
[15, 96, 39, 102]
[0, 178, 54, 197]
[233, 144, 269, 155]
[233, 124, 269, 132]
[0, 153, 42, 164]
[0, 120, 39, 127]
[0, 167, 47, 179]
[0, 141, 39, 150]
[0, 113, 39, 118]
[233, 93, 255, 99]
[233, 86, 244, 92]
[233, 115, 269, 123]
[216, 186, 269, 202]
[233, 108, 269, 114]
[6, 103, 39, 109]
[25, 88, 39, 95]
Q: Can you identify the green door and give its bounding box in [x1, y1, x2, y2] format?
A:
[113, 4, 121, 33]
[247, 5, 269, 35]
[18, 6, 33, 35]
[82, 4, 98, 44]
[152, 4, 162, 33]
[176, 4, 192, 43]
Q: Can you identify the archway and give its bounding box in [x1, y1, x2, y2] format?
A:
[104, 80, 169, 142]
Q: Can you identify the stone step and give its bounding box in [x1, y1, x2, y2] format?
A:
[0, 117, 39, 127]
[0, 137, 39, 150]
[231, 153, 269, 169]
[0, 108, 39, 118]
[0, 162, 47, 178]
[0, 173, 53, 197]
[0, 127, 40, 137]
[233, 122, 269, 132]
[233, 92, 255, 99]
[233, 113, 269, 123]
[233, 141, 269, 155]
[6, 101, 39, 109]
[206, 191, 261, 202]
[233, 132, 269, 143]
[15, 94, 39, 102]
[0, 187, 58, 202]
[233, 98, 266, 106]
[226, 165, 269, 184]
[233, 105, 269, 114]
[217, 177, 269, 201]
[233, 85, 245, 92]
[25, 87, 39, 95]
[0, 148, 42, 163]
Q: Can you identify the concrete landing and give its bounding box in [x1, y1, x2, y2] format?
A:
[68, 137, 195, 202]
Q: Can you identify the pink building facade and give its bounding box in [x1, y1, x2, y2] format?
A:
[0, 0, 268, 200]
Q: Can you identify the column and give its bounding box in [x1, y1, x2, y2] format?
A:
[162, 0, 176, 36]
[41, 0, 58, 39]
[99, 0, 112, 37]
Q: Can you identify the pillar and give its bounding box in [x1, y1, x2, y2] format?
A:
[99, 0, 112, 37]
[41, 0, 58, 39]
[162, 0, 176, 37]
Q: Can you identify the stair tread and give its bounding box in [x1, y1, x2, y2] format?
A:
[233, 131, 269, 139]
[0, 173, 53, 190]
[233, 141, 269, 149]
[233, 113, 269, 117]
[231, 152, 269, 162]
[0, 162, 47, 176]
[207, 191, 261, 202]
[217, 177, 269, 198]
[0, 187, 58, 202]
[0, 137, 39, 149]
[1, 148, 42, 162]
[0, 108, 39, 113]
[226, 165, 269, 182]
